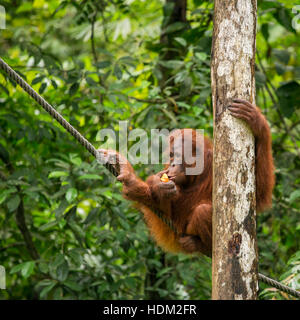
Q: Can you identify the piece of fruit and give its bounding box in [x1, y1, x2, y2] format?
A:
[160, 173, 169, 182]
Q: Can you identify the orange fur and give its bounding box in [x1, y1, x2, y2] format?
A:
[140, 205, 181, 253]
[116, 105, 274, 256]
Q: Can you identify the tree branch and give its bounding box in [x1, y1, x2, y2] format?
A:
[0, 153, 40, 260]
[0, 242, 25, 253]
[15, 188, 40, 260]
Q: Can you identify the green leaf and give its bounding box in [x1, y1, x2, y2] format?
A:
[275, 62, 286, 75]
[83, 208, 99, 225]
[11, 261, 35, 278]
[21, 261, 35, 278]
[260, 1, 279, 10]
[261, 23, 269, 40]
[164, 22, 186, 34]
[69, 154, 82, 166]
[85, 77, 98, 86]
[16, 2, 33, 13]
[96, 61, 111, 69]
[157, 267, 173, 277]
[78, 174, 102, 180]
[195, 52, 207, 61]
[113, 64, 122, 80]
[51, 254, 65, 269]
[38, 279, 56, 287]
[68, 249, 83, 266]
[64, 280, 82, 291]
[56, 261, 69, 282]
[0, 188, 17, 205]
[160, 107, 178, 125]
[66, 188, 78, 203]
[119, 217, 130, 230]
[48, 171, 69, 178]
[51, 80, 58, 89]
[274, 8, 295, 33]
[54, 200, 68, 220]
[255, 71, 266, 88]
[40, 282, 56, 298]
[39, 261, 49, 274]
[118, 56, 135, 67]
[277, 81, 300, 117]
[10, 263, 24, 274]
[32, 76, 44, 85]
[0, 143, 10, 164]
[69, 82, 79, 96]
[135, 106, 151, 124]
[38, 220, 57, 231]
[64, 205, 77, 221]
[7, 195, 21, 212]
[0, 192, 8, 205]
[180, 76, 192, 97]
[0, 83, 9, 95]
[39, 82, 47, 94]
[289, 190, 300, 203]
[176, 102, 191, 109]
[124, 277, 136, 288]
[273, 49, 290, 65]
[287, 251, 300, 265]
[174, 37, 187, 47]
[159, 60, 184, 69]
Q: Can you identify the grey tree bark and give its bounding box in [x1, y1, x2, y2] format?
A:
[211, 0, 258, 300]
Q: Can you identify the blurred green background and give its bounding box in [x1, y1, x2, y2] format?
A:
[0, 0, 299, 300]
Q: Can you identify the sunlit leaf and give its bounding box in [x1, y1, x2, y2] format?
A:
[66, 188, 78, 203]
[48, 171, 69, 178]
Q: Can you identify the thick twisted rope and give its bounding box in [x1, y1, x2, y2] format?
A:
[0, 58, 177, 234]
[258, 273, 300, 298]
[0, 58, 118, 177]
[0, 57, 299, 299]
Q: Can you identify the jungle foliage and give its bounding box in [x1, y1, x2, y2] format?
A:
[0, 0, 299, 300]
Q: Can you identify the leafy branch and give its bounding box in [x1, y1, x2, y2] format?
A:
[0, 150, 40, 260]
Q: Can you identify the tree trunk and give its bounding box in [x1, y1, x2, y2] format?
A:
[211, 0, 258, 300]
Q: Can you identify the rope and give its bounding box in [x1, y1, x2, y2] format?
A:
[0, 57, 299, 299]
[153, 208, 178, 234]
[0, 57, 177, 233]
[0, 58, 118, 177]
[258, 273, 300, 298]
